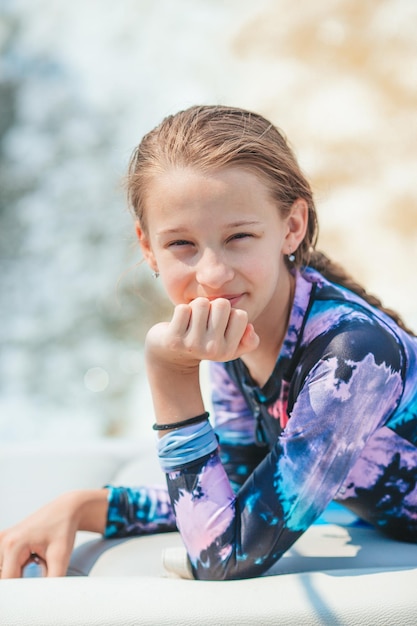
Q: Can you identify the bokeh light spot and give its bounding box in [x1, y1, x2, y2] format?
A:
[84, 367, 109, 392]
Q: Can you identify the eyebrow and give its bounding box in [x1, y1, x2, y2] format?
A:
[228, 220, 262, 228]
[157, 220, 262, 236]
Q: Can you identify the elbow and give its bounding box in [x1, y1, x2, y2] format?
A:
[190, 551, 265, 581]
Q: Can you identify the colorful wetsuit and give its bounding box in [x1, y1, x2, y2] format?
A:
[105, 268, 417, 580]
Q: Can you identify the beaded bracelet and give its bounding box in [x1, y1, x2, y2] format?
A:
[152, 411, 210, 431]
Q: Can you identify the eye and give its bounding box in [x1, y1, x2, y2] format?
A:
[168, 239, 193, 247]
[227, 232, 253, 243]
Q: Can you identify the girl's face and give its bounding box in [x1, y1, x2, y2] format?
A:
[137, 166, 306, 330]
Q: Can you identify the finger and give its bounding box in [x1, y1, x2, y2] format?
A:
[169, 304, 192, 335]
[186, 298, 212, 343]
[224, 308, 249, 345]
[202, 306, 249, 361]
[1, 547, 32, 579]
[44, 544, 71, 578]
[207, 298, 232, 336]
[224, 314, 260, 360]
[237, 323, 260, 355]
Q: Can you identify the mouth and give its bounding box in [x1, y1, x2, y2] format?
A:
[207, 294, 244, 307]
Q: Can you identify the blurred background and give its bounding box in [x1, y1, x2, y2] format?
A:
[1, 0, 416, 442]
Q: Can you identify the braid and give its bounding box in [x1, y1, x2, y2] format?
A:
[308, 250, 416, 337]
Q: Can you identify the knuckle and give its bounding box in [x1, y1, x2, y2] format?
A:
[1, 532, 20, 551]
[167, 336, 184, 352]
[212, 298, 230, 311]
[192, 297, 206, 305]
[205, 339, 222, 359]
[191, 297, 210, 312]
[176, 303, 191, 315]
[231, 307, 248, 323]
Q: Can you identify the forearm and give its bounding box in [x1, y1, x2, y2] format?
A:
[72, 489, 109, 534]
[104, 485, 177, 538]
[0, 488, 110, 578]
[146, 357, 205, 427]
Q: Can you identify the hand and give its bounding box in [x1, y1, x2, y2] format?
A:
[0, 489, 108, 579]
[146, 297, 259, 372]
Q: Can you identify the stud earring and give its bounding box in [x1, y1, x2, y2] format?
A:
[152, 270, 160, 279]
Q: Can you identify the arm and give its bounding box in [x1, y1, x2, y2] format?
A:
[105, 308, 258, 540]
[209, 361, 268, 492]
[164, 325, 405, 580]
[145, 297, 259, 431]
[104, 485, 176, 537]
[0, 483, 178, 577]
[0, 489, 108, 579]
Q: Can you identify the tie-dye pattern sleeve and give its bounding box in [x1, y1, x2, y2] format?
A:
[102, 362, 265, 539]
[209, 361, 268, 492]
[165, 321, 406, 580]
[268, 322, 404, 533]
[104, 485, 176, 538]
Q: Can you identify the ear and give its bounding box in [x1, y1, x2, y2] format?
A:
[135, 222, 158, 272]
[283, 199, 308, 255]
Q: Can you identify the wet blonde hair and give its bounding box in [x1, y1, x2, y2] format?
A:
[127, 104, 414, 335]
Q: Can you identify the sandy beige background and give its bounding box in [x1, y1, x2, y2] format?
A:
[228, 0, 417, 326]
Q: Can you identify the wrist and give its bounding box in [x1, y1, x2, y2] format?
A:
[146, 358, 205, 428]
[64, 489, 109, 534]
[153, 411, 210, 432]
[145, 341, 201, 376]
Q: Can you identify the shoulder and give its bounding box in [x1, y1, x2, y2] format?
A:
[309, 319, 405, 374]
[299, 268, 406, 372]
[289, 315, 407, 415]
[286, 317, 406, 423]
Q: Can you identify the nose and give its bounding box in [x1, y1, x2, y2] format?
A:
[195, 248, 234, 290]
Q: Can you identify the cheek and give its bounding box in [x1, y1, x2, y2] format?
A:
[159, 264, 189, 304]
[247, 251, 287, 297]
[246, 252, 281, 280]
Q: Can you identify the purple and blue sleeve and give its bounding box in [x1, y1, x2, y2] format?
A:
[161, 328, 406, 580]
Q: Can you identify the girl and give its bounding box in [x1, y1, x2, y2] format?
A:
[1, 105, 417, 581]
